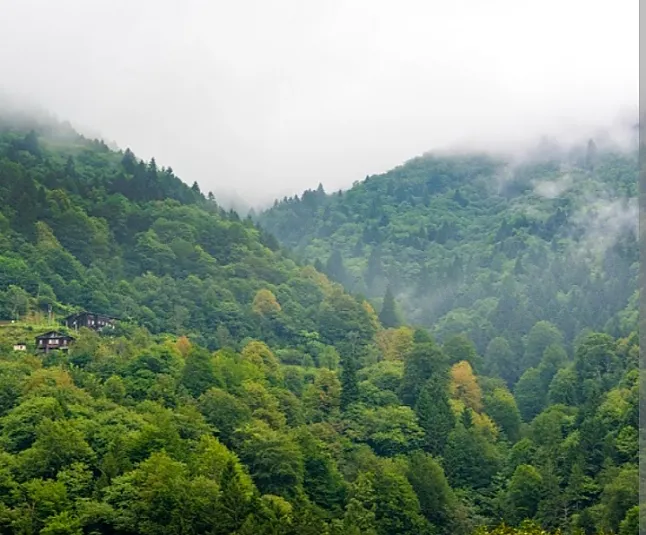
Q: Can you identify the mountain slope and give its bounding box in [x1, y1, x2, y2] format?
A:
[0, 117, 378, 354]
[0, 115, 638, 535]
[259, 142, 638, 356]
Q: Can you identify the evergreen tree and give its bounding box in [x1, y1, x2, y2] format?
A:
[378, 286, 400, 328]
[415, 376, 455, 455]
[505, 464, 543, 523]
[514, 368, 547, 422]
[405, 451, 457, 531]
[326, 249, 348, 284]
[218, 459, 253, 533]
[340, 352, 359, 410]
[365, 247, 384, 288]
[22, 130, 41, 156]
[485, 337, 520, 387]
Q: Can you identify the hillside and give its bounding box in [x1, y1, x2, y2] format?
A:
[0, 116, 382, 356]
[0, 116, 639, 535]
[259, 142, 638, 359]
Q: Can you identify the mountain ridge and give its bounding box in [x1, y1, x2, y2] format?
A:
[0, 113, 638, 535]
[259, 140, 637, 356]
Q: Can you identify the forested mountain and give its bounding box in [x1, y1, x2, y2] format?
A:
[259, 140, 638, 358]
[0, 115, 381, 353]
[0, 116, 638, 535]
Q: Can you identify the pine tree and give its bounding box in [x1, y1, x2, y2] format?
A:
[121, 148, 137, 173]
[460, 407, 474, 428]
[65, 155, 76, 177]
[415, 376, 456, 455]
[22, 130, 41, 156]
[326, 249, 348, 284]
[365, 247, 384, 288]
[218, 459, 253, 533]
[379, 286, 400, 328]
[340, 352, 359, 410]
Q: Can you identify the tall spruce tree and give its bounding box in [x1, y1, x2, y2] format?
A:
[340, 352, 359, 410]
[415, 376, 456, 455]
[325, 249, 348, 284]
[379, 286, 400, 328]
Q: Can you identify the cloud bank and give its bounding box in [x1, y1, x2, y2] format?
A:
[0, 0, 637, 206]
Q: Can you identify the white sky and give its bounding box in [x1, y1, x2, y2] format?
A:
[0, 0, 638, 207]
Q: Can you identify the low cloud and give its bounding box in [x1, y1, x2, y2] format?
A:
[0, 1, 637, 206]
[533, 173, 574, 199]
[571, 197, 638, 257]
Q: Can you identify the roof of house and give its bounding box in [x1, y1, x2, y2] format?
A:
[35, 331, 75, 340]
[64, 311, 119, 321]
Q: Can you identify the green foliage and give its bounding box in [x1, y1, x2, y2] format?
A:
[415, 376, 455, 455]
[505, 464, 543, 524]
[524, 322, 564, 370]
[400, 336, 448, 406]
[514, 368, 547, 422]
[444, 333, 482, 370]
[405, 450, 458, 532]
[444, 422, 502, 490]
[180, 346, 217, 397]
[378, 286, 400, 328]
[340, 352, 360, 411]
[345, 404, 424, 456]
[260, 145, 637, 365]
[484, 387, 522, 443]
[0, 116, 637, 535]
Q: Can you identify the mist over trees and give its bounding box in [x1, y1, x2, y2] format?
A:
[0, 116, 638, 534]
[259, 140, 637, 358]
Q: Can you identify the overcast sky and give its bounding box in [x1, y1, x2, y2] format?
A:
[0, 0, 638, 207]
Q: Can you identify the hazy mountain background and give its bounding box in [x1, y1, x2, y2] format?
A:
[0, 0, 637, 208]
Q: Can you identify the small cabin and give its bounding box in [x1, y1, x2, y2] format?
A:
[64, 311, 117, 332]
[35, 331, 75, 353]
[13, 342, 26, 351]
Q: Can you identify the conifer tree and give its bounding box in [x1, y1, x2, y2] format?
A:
[415, 376, 455, 455]
[325, 249, 348, 284]
[379, 286, 400, 328]
[340, 352, 359, 410]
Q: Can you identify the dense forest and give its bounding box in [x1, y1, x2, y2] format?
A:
[0, 114, 639, 534]
[259, 140, 638, 355]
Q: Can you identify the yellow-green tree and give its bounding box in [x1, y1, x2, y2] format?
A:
[450, 360, 483, 412]
[252, 289, 281, 317]
[376, 327, 414, 361]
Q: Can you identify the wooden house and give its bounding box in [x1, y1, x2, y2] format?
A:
[13, 342, 26, 351]
[35, 331, 75, 353]
[63, 311, 118, 332]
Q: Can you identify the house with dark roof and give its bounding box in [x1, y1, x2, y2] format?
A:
[35, 331, 75, 353]
[63, 311, 118, 332]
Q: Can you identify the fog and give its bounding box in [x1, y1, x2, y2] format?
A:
[0, 0, 637, 208]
